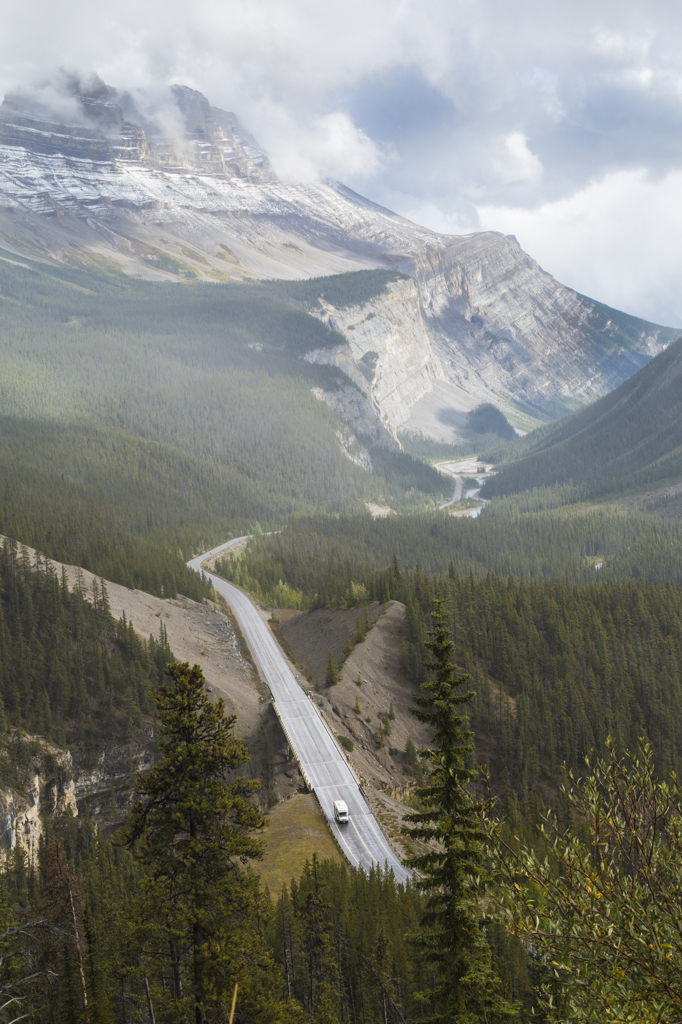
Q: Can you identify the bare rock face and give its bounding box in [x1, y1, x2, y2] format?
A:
[0, 77, 677, 435]
[412, 235, 669, 412]
[0, 746, 77, 869]
[0, 76, 271, 183]
[310, 278, 445, 430]
[309, 380, 399, 454]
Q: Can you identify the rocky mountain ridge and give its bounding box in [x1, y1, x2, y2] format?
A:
[483, 336, 682, 506]
[0, 76, 677, 435]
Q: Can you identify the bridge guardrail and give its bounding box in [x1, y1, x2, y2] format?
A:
[271, 700, 314, 792]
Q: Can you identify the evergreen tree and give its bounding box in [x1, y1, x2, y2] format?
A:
[0, 875, 52, 1024]
[117, 662, 267, 1024]
[403, 598, 517, 1024]
[39, 839, 89, 1016]
[325, 652, 339, 687]
[292, 856, 339, 1024]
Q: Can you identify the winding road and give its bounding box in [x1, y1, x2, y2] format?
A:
[188, 541, 411, 884]
[436, 461, 464, 508]
[436, 459, 491, 517]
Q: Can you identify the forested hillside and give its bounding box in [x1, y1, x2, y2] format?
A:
[0, 256, 447, 594]
[222, 530, 682, 799]
[0, 658, 531, 1023]
[5, 236, 682, 1022]
[482, 335, 682, 500]
[223, 505, 682, 594]
[0, 537, 171, 770]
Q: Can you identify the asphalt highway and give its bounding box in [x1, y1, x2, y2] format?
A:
[188, 540, 411, 884]
[435, 461, 463, 508]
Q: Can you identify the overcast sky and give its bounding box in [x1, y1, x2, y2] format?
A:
[2, 0, 682, 324]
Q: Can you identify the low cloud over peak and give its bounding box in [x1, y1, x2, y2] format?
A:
[3, 0, 682, 321]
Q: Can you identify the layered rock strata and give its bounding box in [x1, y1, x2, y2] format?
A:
[0, 79, 676, 435]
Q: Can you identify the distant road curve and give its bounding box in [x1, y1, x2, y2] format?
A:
[188, 540, 411, 885]
[436, 459, 492, 517]
[435, 461, 463, 508]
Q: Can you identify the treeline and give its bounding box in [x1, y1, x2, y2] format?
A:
[0, 538, 171, 756]
[411, 572, 682, 793]
[266, 857, 528, 1021]
[367, 448, 448, 497]
[222, 507, 682, 602]
[399, 428, 526, 463]
[393, 566, 682, 796]
[264, 268, 409, 317]
[269, 858, 424, 1020]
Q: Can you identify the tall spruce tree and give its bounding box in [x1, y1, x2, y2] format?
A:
[117, 662, 267, 1024]
[293, 855, 339, 1023]
[403, 598, 516, 1024]
[325, 652, 339, 687]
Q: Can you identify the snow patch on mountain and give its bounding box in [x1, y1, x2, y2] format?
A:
[0, 79, 677, 438]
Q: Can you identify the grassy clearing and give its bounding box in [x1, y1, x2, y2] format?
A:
[257, 792, 343, 895]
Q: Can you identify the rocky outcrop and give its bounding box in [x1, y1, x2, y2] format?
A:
[73, 740, 156, 823]
[310, 380, 399, 457]
[309, 278, 445, 430]
[0, 79, 677, 435]
[0, 745, 77, 868]
[0, 78, 271, 183]
[0, 731, 160, 867]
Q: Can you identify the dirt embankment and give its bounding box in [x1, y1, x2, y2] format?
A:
[279, 600, 437, 862]
[37, 549, 262, 738]
[281, 601, 431, 789]
[280, 602, 383, 687]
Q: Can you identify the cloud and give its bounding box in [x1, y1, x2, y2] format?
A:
[592, 28, 653, 63]
[2, 0, 682, 196]
[239, 105, 385, 183]
[477, 169, 682, 325]
[3, 0, 682, 317]
[494, 133, 544, 186]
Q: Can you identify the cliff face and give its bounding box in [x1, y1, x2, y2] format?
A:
[0, 746, 77, 868]
[304, 235, 675, 433]
[0, 80, 271, 182]
[310, 278, 445, 430]
[0, 79, 677, 435]
[413, 235, 668, 410]
[0, 731, 161, 868]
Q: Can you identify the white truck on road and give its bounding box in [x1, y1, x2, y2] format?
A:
[333, 799, 349, 824]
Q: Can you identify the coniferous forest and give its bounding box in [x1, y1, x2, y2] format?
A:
[4, 247, 682, 1022]
[0, 256, 447, 596]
